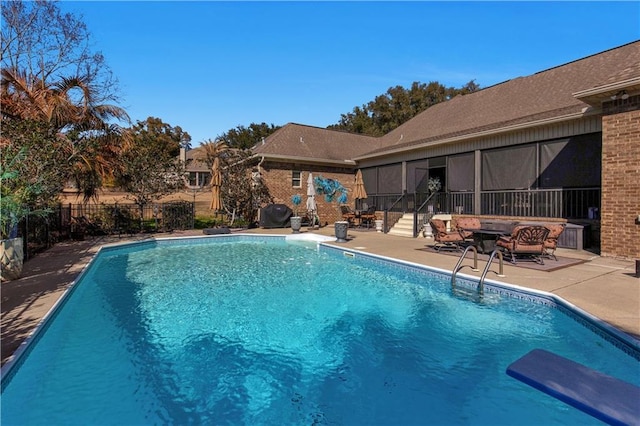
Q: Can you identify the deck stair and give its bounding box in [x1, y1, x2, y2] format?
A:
[387, 213, 416, 237]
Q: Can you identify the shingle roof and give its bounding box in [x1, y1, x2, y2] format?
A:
[252, 123, 379, 163]
[228, 41, 640, 165]
[363, 40, 640, 156]
[184, 146, 209, 172]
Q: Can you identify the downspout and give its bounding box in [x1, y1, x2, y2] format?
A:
[256, 156, 266, 226]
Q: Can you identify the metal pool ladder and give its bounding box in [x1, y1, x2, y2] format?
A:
[451, 246, 505, 294]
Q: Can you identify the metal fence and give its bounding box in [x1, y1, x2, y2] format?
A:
[16, 201, 195, 260]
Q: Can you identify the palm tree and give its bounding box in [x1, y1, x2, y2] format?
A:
[201, 138, 230, 166]
[1, 67, 130, 201]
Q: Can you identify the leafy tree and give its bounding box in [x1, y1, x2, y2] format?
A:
[216, 122, 281, 150]
[114, 117, 187, 224]
[458, 80, 481, 95]
[125, 116, 191, 155]
[1, 0, 118, 104]
[1, 119, 70, 206]
[328, 80, 480, 136]
[0, 141, 54, 239]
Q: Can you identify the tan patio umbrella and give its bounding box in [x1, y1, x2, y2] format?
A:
[353, 169, 368, 200]
[209, 157, 223, 211]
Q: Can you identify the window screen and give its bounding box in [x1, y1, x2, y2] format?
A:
[538, 134, 601, 188]
[482, 144, 536, 190]
[447, 153, 474, 191]
[377, 164, 402, 194]
[406, 160, 428, 193]
[362, 168, 377, 195]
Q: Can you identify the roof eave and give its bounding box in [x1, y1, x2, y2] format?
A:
[354, 110, 593, 161]
[251, 153, 357, 167]
[573, 76, 640, 106]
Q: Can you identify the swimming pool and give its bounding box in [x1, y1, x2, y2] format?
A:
[2, 234, 639, 425]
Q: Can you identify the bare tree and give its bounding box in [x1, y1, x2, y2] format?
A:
[1, 0, 118, 104]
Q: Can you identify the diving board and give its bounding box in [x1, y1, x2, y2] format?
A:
[506, 349, 640, 426]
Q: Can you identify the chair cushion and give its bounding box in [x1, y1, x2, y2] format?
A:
[544, 224, 566, 248]
[439, 233, 463, 243]
[496, 238, 512, 250]
[430, 219, 447, 235]
[455, 217, 481, 230]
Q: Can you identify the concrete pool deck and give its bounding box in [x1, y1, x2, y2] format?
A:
[2, 227, 639, 367]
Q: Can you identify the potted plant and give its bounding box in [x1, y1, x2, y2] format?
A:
[0, 196, 27, 281]
[427, 177, 442, 194]
[426, 176, 442, 218]
[1, 149, 48, 281]
[2, 149, 26, 281]
[290, 194, 302, 233]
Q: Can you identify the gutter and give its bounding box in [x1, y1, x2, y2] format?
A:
[573, 76, 640, 98]
[354, 110, 597, 161]
[250, 153, 357, 167]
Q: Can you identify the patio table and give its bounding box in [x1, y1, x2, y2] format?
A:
[463, 228, 509, 254]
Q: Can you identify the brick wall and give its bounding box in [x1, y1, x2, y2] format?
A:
[600, 108, 640, 259]
[260, 161, 356, 224]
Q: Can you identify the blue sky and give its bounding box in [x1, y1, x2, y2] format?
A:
[64, 1, 640, 146]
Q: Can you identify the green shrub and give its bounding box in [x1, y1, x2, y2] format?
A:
[194, 216, 221, 229]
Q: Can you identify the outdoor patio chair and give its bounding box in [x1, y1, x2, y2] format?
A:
[454, 217, 481, 241]
[340, 205, 357, 226]
[430, 218, 465, 252]
[359, 205, 377, 228]
[496, 225, 550, 265]
[543, 223, 566, 261]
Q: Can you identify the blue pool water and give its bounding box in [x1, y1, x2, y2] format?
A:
[2, 235, 639, 425]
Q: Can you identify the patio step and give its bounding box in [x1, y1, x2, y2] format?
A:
[387, 213, 416, 237]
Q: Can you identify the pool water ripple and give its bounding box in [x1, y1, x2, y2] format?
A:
[1, 237, 638, 425]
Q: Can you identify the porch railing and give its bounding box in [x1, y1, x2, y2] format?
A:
[479, 188, 600, 219]
[412, 191, 441, 237]
[366, 187, 600, 237]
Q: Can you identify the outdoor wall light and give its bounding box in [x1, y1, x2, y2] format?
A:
[610, 90, 629, 100]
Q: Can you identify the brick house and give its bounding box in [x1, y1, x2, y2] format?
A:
[251, 124, 378, 223]
[185, 41, 639, 259]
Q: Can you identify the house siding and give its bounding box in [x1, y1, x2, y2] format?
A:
[600, 107, 640, 259]
[357, 116, 602, 168]
[260, 161, 356, 224]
